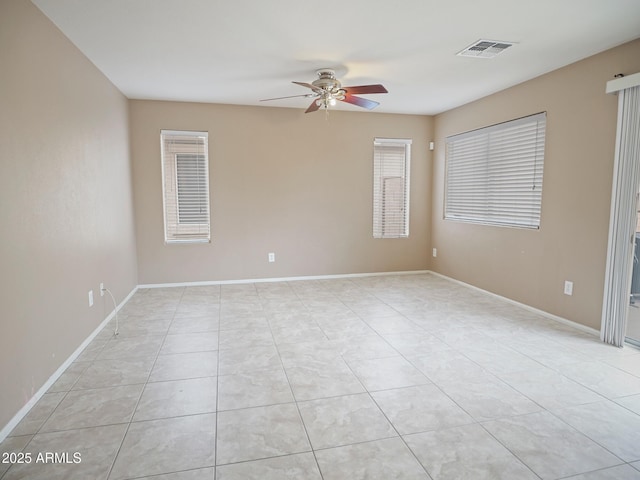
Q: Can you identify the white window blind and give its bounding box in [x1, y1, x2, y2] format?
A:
[444, 112, 546, 229]
[160, 130, 210, 243]
[373, 138, 411, 238]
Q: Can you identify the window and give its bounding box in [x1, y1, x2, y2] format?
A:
[160, 130, 210, 243]
[373, 138, 411, 238]
[444, 112, 546, 229]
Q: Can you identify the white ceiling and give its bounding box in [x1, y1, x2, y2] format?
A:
[32, 0, 640, 115]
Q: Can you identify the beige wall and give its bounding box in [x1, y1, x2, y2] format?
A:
[0, 0, 138, 429]
[130, 101, 432, 284]
[432, 39, 640, 330]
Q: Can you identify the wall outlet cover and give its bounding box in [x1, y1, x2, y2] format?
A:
[564, 281, 573, 296]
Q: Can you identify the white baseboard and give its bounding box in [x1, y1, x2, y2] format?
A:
[0, 286, 138, 443]
[2, 268, 603, 442]
[428, 271, 600, 337]
[137, 270, 431, 289]
[1, 270, 428, 441]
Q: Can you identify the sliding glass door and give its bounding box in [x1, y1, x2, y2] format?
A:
[628, 206, 640, 346]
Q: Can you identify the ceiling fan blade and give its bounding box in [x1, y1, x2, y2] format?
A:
[293, 81, 324, 93]
[260, 93, 313, 102]
[342, 84, 388, 95]
[305, 99, 321, 113]
[341, 94, 380, 110]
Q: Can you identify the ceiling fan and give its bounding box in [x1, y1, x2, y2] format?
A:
[261, 69, 388, 113]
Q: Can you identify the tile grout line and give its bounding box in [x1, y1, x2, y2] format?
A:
[363, 280, 543, 479]
[104, 287, 184, 480]
[267, 280, 327, 480]
[213, 283, 222, 480]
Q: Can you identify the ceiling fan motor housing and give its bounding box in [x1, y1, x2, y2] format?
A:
[312, 69, 344, 94]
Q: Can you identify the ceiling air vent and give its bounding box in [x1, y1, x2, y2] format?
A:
[457, 40, 514, 58]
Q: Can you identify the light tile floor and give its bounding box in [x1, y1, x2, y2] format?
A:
[3, 274, 640, 479]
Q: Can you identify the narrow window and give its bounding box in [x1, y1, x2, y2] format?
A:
[160, 130, 210, 243]
[373, 138, 411, 238]
[445, 112, 546, 229]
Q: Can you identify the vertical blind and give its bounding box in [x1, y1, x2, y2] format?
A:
[444, 112, 546, 229]
[373, 138, 411, 238]
[601, 84, 640, 347]
[160, 130, 210, 243]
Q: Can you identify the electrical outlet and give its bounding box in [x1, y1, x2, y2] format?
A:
[88, 290, 94, 307]
[100, 283, 104, 296]
[564, 280, 573, 296]
[432, 248, 437, 257]
[268, 252, 275, 263]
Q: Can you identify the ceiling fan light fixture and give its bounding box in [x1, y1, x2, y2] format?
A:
[262, 68, 388, 113]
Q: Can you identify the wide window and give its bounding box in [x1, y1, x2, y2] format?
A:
[444, 112, 546, 229]
[160, 130, 210, 243]
[373, 138, 411, 238]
